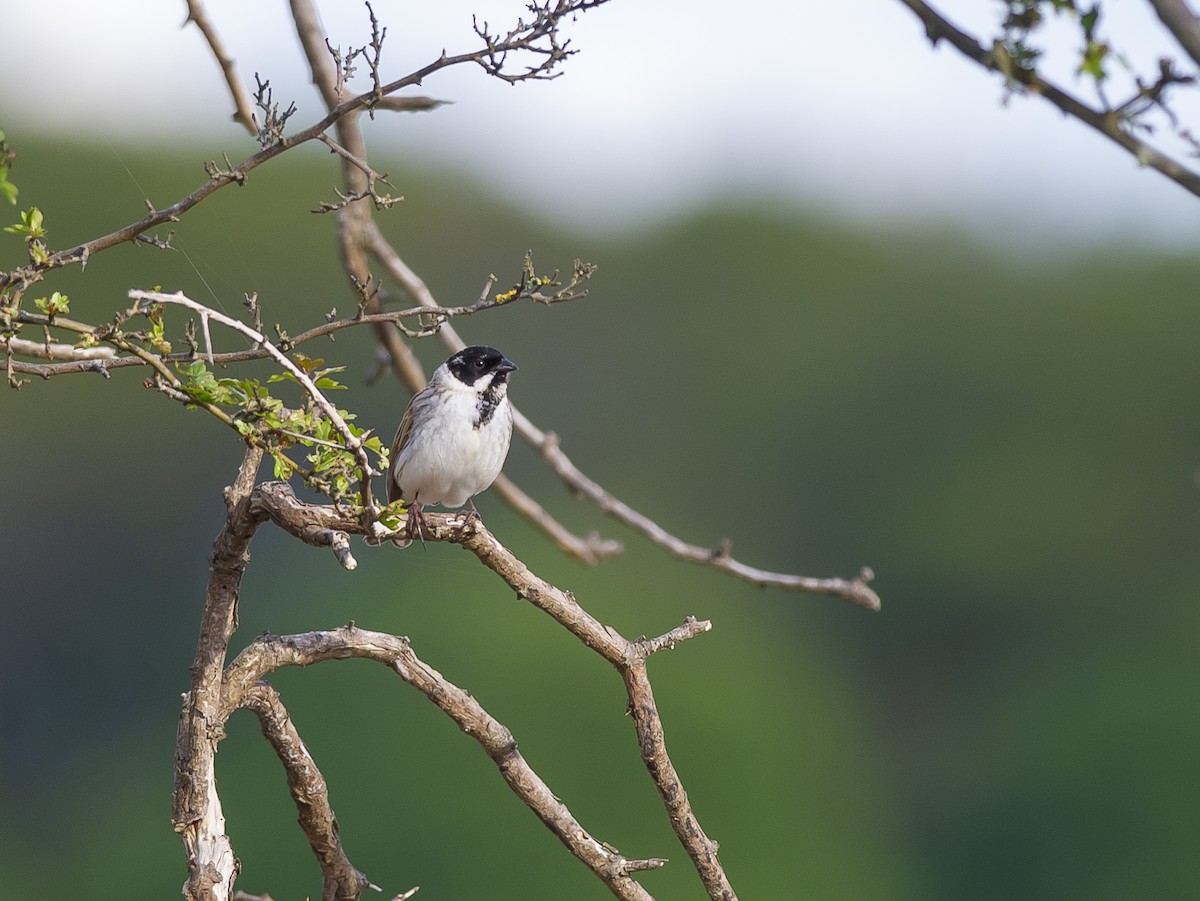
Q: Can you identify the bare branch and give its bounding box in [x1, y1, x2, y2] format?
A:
[531, 428, 883, 610]
[173, 445, 267, 901]
[0, 335, 115, 360]
[623, 659, 733, 899]
[248, 480, 737, 899]
[184, 0, 259, 134]
[222, 626, 664, 901]
[0, 0, 614, 295]
[172, 455, 389, 901]
[312, 133, 401, 211]
[240, 683, 372, 901]
[1149, 0, 1200, 70]
[635, 616, 713, 658]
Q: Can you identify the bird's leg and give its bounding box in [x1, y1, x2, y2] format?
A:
[405, 501, 428, 547]
[460, 497, 482, 529]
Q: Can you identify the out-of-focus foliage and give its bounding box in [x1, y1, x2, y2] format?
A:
[0, 130, 17, 205]
[1, 136, 1197, 899]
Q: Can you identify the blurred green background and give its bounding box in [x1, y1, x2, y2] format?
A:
[2, 133, 1198, 900]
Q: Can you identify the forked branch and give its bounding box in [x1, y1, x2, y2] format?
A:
[225, 627, 667, 901]
[251, 481, 736, 900]
[175, 468, 718, 900]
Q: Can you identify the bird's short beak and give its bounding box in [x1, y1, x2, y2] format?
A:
[497, 357, 518, 373]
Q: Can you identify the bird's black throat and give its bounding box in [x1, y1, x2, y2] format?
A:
[474, 381, 506, 429]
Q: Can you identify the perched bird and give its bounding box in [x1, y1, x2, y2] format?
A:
[388, 345, 517, 539]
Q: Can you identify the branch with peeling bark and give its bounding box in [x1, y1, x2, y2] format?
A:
[176, 467, 722, 900]
[2, 280, 576, 379]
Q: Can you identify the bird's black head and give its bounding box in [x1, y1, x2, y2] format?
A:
[447, 345, 518, 387]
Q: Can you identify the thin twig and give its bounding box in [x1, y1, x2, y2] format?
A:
[530, 429, 881, 610]
[128, 289, 379, 509]
[361, 227, 878, 608]
[313, 133, 400, 211]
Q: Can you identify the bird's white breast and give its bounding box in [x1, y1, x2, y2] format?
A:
[393, 384, 513, 508]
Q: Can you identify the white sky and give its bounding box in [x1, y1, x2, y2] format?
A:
[4, 0, 1200, 246]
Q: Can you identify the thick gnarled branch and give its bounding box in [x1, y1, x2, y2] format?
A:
[224, 627, 666, 901]
[251, 480, 735, 899]
[240, 683, 374, 901]
[173, 446, 266, 901]
[177, 469, 696, 901]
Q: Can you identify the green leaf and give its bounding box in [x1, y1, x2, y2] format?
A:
[1079, 40, 1108, 81]
[5, 206, 44, 236]
[1080, 5, 1099, 36]
[272, 451, 291, 479]
[33, 291, 69, 317]
[292, 353, 323, 372]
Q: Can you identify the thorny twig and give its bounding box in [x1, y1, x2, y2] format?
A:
[312, 132, 401, 211]
[253, 75, 299, 147]
[3, 274, 580, 379]
[0, 0, 616, 298]
[127, 289, 379, 512]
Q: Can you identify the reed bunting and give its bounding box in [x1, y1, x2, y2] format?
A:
[388, 345, 517, 539]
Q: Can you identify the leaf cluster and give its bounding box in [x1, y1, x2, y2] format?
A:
[4, 206, 49, 265]
[175, 351, 387, 505]
[997, 2, 1107, 80]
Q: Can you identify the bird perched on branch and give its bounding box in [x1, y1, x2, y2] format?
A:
[388, 345, 517, 540]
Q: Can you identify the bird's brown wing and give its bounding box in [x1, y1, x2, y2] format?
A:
[387, 394, 419, 504]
